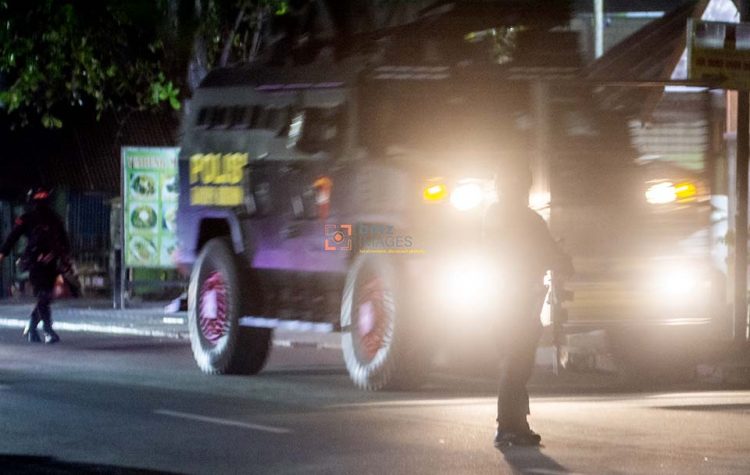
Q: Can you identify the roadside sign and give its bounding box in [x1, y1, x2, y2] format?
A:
[688, 19, 750, 90]
[121, 147, 179, 268]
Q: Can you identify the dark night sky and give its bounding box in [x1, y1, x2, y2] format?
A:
[0, 122, 57, 199]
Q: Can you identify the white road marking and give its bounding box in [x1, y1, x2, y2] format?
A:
[0, 317, 342, 348]
[272, 339, 341, 350]
[154, 409, 291, 434]
[239, 316, 334, 334]
[327, 397, 494, 409]
[0, 318, 182, 339]
[162, 317, 185, 325]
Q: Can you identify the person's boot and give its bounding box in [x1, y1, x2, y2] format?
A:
[39, 300, 59, 344]
[514, 429, 542, 446]
[23, 316, 41, 343]
[42, 322, 60, 344]
[23, 322, 42, 343]
[494, 428, 541, 449]
[494, 430, 542, 450]
[43, 329, 60, 344]
[494, 430, 516, 449]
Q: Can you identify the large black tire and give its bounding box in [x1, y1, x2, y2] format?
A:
[188, 238, 271, 375]
[341, 253, 426, 390]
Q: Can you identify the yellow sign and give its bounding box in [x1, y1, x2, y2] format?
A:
[688, 20, 750, 90]
[189, 153, 248, 206]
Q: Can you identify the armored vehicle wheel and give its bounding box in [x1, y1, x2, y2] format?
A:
[188, 238, 271, 375]
[341, 253, 425, 390]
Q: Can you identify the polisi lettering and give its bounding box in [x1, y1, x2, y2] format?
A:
[190, 153, 248, 185]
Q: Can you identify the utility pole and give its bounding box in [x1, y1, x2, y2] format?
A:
[594, 0, 604, 59]
[736, 0, 750, 346]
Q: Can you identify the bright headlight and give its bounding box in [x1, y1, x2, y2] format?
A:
[655, 269, 698, 295]
[450, 182, 484, 211]
[650, 262, 709, 297]
[645, 182, 677, 205]
[645, 181, 698, 205]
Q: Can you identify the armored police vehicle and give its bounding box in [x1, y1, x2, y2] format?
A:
[176, 17, 722, 389]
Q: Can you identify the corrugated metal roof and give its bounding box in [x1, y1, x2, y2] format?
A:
[583, 1, 709, 126]
[585, 1, 702, 89]
[583, 1, 718, 172]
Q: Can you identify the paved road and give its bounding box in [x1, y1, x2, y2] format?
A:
[1, 327, 749, 474]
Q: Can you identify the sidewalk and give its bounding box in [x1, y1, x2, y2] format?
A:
[0, 297, 342, 349]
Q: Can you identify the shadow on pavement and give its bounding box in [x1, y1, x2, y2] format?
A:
[499, 446, 569, 474]
[0, 454, 178, 474]
[262, 367, 348, 377]
[73, 341, 185, 352]
[658, 403, 750, 413]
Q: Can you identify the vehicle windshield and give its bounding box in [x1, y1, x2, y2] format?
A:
[358, 79, 530, 160]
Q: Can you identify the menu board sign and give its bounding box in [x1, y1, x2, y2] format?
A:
[688, 19, 750, 90]
[122, 147, 179, 268]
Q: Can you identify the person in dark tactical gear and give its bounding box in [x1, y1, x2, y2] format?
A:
[484, 164, 573, 449]
[0, 188, 71, 344]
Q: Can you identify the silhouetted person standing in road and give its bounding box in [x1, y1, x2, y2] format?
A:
[484, 164, 573, 449]
[0, 188, 71, 344]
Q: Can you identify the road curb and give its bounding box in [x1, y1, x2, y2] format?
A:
[0, 317, 343, 350]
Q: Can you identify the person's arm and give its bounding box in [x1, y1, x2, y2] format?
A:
[530, 211, 574, 277]
[0, 215, 29, 259]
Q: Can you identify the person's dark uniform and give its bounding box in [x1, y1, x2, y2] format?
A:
[484, 167, 573, 449]
[0, 188, 71, 344]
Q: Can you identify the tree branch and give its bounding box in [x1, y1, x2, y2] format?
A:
[219, 3, 247, 67]
[248, 6, 266, 62]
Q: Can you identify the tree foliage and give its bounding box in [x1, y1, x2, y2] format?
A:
[0, 0, 291, 128]
[0, 0, 180, 128]
[0, 0, 573, 129]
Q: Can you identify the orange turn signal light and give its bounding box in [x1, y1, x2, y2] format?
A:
[674, 181, 697, 201]
[423, 183, 448, 202]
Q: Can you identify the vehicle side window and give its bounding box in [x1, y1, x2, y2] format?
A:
[229, 106, 248, 129]
[251, 106, 268, 129]
[207, 107, 229, 129]
[267, 106, 290, 134]
[196, 108, 210, 128]
[295, 105, 345, 156]
[195, 104, 295, 132]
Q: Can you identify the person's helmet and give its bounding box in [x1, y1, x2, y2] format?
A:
[27, 187, 52, 204]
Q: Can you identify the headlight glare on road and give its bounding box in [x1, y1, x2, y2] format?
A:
[651, 263, 706, 296]
[437, 255, 499, 310]
[450, 182, 484, 211]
